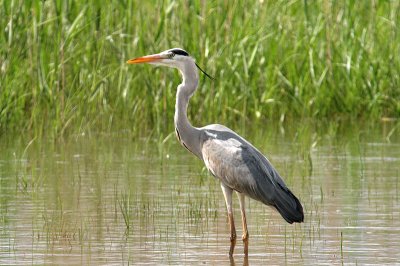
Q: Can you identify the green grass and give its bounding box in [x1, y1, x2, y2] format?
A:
[1, 0, 399, 137]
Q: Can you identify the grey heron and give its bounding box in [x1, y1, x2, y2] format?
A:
[127, 48, 304, 257]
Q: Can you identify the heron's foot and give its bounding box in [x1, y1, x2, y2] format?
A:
[243, 254, 249, 266]
[229, 234, 237, 257]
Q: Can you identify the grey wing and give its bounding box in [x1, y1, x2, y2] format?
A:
[201, 127, 304, 223]
[201, 136, 279, 205]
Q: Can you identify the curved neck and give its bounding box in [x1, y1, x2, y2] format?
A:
[174, 62, 202, 159]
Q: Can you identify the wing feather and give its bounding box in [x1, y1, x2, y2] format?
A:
[201, 124, 304, 223]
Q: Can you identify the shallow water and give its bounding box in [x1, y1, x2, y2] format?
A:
[0, 125, 399, 265]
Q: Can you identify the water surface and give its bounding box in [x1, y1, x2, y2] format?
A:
[0, 125, 399, 265]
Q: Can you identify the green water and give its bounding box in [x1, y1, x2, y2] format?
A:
[0, 124, 399, 265]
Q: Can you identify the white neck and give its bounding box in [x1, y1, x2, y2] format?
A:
[174, 61, 202, 159]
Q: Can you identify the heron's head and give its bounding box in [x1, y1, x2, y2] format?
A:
[127, 48, 190, 68]
[127, 48, 213, 79]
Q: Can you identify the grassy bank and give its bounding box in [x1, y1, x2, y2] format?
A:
[1, 0, 399, 137]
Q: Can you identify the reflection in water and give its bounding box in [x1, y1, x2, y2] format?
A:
[0, 126, 399, 265]
[230, 254, 249, 266]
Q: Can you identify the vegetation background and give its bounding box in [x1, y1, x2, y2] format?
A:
[1, 0, 399, 138]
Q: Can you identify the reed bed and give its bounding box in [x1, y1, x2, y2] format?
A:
[1, 0, 399, 137]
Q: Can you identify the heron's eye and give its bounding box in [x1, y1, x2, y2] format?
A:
[168, 53, 175, 59]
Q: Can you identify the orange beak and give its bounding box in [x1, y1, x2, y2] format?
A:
[126, 54, 166, 64]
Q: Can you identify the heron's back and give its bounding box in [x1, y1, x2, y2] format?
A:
[200, 124, 304, 223]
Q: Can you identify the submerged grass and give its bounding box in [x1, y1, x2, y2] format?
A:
[1, 0, 399, 137]
[118, 191, 132, 231]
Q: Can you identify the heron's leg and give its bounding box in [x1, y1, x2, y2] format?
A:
[220, 183, 236, 256]
[236, 192, 249, 256]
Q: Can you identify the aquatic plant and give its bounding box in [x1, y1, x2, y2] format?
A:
[0, 1, 399, 137]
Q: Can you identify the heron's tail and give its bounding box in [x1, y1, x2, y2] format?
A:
[273, 184, 304, 224]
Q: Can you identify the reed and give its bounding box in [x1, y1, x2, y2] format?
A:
[1, 0, 399, 137]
